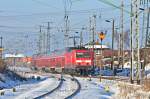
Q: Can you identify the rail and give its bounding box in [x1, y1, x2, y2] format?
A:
[65, 78, 81, 99]
[33, 76, 63, 99]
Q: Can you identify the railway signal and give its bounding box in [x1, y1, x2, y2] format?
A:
[98, 32, 105, 82]
[98, 32, 105, 41]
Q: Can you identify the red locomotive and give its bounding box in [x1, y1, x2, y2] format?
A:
[32, 47, 93, 75]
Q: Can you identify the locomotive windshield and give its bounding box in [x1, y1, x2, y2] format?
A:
[76, 52, 90, 58]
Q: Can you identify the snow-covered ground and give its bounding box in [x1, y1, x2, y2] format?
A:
[0, 73, 118, 99]
[0, 74, 60, 99]
[8, 66, 33, 73]
[1, 65, 149, 99]
[73, 77, 117, 99]
[45, 76, 78, 99]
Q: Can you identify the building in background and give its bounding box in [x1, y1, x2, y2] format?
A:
[4, 54, 29, 66]
[84, 43, 130, 68]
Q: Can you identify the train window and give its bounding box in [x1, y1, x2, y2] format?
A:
[76, 52, 90, 58]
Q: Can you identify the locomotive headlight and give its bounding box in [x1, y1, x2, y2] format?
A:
[85, 60, 91, 63]
[76, 60, 82, 62]
[76, 60, 91, 63]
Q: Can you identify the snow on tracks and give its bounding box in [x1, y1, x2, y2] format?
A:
[41, 75, 81, 99]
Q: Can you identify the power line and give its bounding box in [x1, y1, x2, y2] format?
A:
[31, 0, 60, 9]
[0, 25, 37, 29]
[96, 0, 131, 14]
[0, 8, 119, 18]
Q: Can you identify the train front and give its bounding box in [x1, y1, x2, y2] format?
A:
[75, 49, 93, 75]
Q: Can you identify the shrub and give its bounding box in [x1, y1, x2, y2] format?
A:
[32, 76, 35, 79]
[0, 59, 6, 73]
[12, 88, 16, 92]
[37, 76, 41, 81]
[0, 91, 5, 95]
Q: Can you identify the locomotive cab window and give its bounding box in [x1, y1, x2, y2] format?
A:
[76, 52, 90, 58]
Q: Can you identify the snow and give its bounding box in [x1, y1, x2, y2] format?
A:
[0, 75, 59, 99]
[4, 54, 24, 58]
[46, 76, 78, 99]
[0, 73, 119, 99]
[8, 66, 32, 72]
[85, 44, 109, 49]
[0, 69, 43, 89]
[73, 77, 117, 99]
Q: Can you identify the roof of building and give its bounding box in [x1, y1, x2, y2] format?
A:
[4, 54, 24, 58]
[84, 44, 110, 49]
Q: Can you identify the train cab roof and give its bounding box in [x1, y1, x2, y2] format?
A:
[65, 47, 87, 52]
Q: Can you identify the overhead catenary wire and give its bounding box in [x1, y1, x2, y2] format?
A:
[0, 7, 120, 18]
[31, 0, 60, 9]
[96, 0, 131, 14]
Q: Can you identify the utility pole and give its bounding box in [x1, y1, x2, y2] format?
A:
[141, 0, 146, 48]
[43, 31, 46, 54]
[69, 32, 79, 47]
[132, 0, 141, 84]
[64, 0, 69, 48]
[89, 17, 92, 45]
[112, 19, 115, 74]
[116, 27, 120, 68]
[0, 37, 3, 58]
[121, 0, 124, 69]
[80, 30, 83, 47]
[38, 25, 42, 55]
[52, 33, 56, 53]
[46, 22, 52, 54]
[145, 8, 150, 47]
[80, 27, 85, 47]
[130, 0, 134, 83]
[105, 19, 115, 72]
[92, 15, 96, 70]
[118, 32, 121, 68]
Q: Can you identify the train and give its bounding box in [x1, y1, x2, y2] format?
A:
[32, 47, 94, 75]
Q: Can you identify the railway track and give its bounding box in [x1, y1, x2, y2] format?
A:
[65, 77, 81, 99]
[33, 75, 63, 99]
[34, 75, 81, 99]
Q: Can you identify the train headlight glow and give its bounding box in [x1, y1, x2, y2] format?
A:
[85, 60, 91, 63]
[76, 60, 82, 62]
[76, 60, 91, 63]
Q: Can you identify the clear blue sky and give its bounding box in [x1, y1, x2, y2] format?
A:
[0, 0, 145, 56]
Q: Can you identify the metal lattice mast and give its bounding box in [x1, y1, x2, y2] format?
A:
[132, 0, 141, 84]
